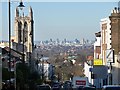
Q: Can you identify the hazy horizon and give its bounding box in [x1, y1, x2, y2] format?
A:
[1, 2, 118, 41]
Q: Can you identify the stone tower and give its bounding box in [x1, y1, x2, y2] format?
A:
[109, 7, 120, 55]
[14, 6, 34, 61]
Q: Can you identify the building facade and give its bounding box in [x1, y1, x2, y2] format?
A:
[13, 6, 34, 61]
[100, 18, 111, 65]
[94, 31, 101, 60]
[109, 7, 120, 85]
[84, 62, 92, 84]
[93, 7, 120, 86]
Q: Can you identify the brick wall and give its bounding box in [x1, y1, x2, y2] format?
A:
[109, 12, 120, 55]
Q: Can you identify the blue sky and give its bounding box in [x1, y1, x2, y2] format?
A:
[0, 1, 118, 41]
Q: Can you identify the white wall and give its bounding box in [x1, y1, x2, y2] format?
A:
[84, 62, 92, 84]
[94, 37, 101, 59]
[100, 18, 111, 65]
[38, 62, 50, 80]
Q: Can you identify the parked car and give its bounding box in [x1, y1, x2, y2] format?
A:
[77, 86, 84, 90]
[52, 82, 61, 90]
[63, 80, 72, 90]
[36, 84, 51, 90]
[102, 85, 120, 90]
[82, 86, 96, 90]
[77, 86, 96, 90]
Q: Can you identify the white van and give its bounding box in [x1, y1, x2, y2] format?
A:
[72, 76, 90, 88]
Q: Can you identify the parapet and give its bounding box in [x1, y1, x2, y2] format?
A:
[111, 7, 120, 14]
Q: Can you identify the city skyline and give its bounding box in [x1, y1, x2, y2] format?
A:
[1, 1, 118, 41]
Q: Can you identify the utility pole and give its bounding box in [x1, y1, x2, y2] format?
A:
[8, 0, 11, 83]
[41, 55, 44, 82]
[0, 48, 2, 90]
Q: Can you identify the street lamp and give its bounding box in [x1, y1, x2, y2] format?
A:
[17, 0, 25, 63]
[18, 0, 25, 10]
[7, 0, 25, 89]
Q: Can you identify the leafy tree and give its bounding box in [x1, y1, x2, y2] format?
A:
[2, 68, 14, 81]
[16, 63, 30, 90]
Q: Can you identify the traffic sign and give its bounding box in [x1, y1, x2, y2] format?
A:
[106, 49, 114, 63]
[94, 59, 103, 65]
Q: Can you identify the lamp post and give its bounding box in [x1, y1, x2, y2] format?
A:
[8, 0, 11, 85]
[23, 28, 25, 63]
[41, 55, 44, 82]
[29, 32, 32, 65]
[17, 0, 25, 63]
[7, 0, 25, 89]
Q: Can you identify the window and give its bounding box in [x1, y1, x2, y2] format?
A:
[18, 22, 22, 42]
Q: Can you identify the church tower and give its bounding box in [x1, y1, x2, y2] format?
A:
[14, 5, 34, 61]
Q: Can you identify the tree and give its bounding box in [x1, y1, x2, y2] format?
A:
[16, 63, 30, 90]
[2, 68, 14, 81]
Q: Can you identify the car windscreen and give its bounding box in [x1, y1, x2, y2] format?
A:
[37, 86, 51, 90]
[82, 87, 96, 90]
[105, 87, 120, 90]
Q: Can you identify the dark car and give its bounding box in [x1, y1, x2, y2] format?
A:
[82, 86, 96, 90]
[52, 82, 61, 90]
[102, 85, 120, 90]
[77, 86, 84, 90]
[63, 80, 72, 90]
[36, 84, 51, 90]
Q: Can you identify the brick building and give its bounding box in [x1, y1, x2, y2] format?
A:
[109, 7, 120, 85]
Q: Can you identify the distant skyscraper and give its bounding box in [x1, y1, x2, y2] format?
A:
[64, 38, 67, 43]
[56, 38, 60, 44]
[75, 39, 80, 44]
[50, 38, 53, 42]
[81, 38, 85, 45]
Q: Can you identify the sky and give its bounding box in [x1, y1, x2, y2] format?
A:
[0, 1, 119, 41]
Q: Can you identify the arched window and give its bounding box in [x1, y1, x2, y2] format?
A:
[24, 22, 28, 31]
[18, 22, 22, 42]
[24, 22, 28, 42]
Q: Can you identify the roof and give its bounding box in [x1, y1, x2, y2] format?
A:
[3, 47, 24, 58]
[103, 85, 120, 88]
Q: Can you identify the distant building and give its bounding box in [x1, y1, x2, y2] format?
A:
[38, 61, 55, 81]
[80, 38, 85, 45]
[0, 41, 9, 48]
